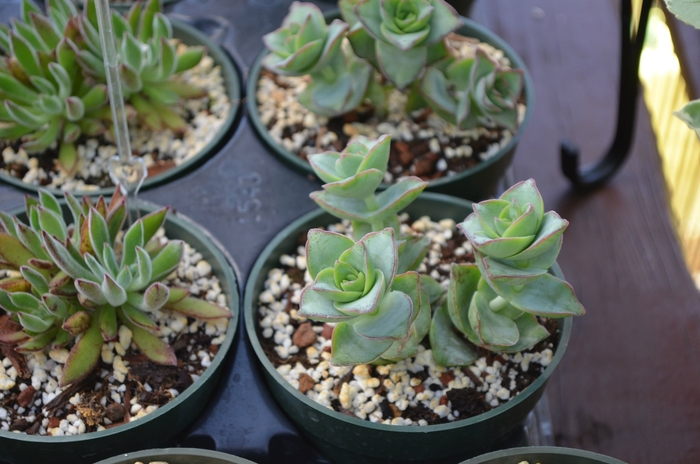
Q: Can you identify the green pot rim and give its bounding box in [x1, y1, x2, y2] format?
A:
[94, 447, 257, 464]
[0, 18, 241, 197]
[0, 200, 240, 447]
[243, 191, 572, 435]
[461, 446, 627, 464]
[246, 13, 535, 192]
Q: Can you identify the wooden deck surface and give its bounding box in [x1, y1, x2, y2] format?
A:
[0, 0, 699, 462]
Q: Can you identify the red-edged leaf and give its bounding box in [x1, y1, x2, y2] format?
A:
[61, 314, 102, 385]
[120, 315, 176, 366]
[99, 305, 117, 341]
[62, 310, 91, 336]
[164, 296, 231, 320]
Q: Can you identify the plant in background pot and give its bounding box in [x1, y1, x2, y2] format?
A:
[0, 188, 239, 464]
[248, 0, 534, 200]
[244, 134, 584, 463]
[94, 447, 258, 464]
[0, 0, 239, 196]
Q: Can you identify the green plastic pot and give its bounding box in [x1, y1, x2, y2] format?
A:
[247, 15, 534, 201]
[243, 193, 572, 464]
[0, 18, 241, 197]
[461, 446, 627, 464]
[95, 447, 257, 464]
[0, 201, 240, 464]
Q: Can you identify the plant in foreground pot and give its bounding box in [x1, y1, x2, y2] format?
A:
[247, 134, 584, 463]
[0, 188, 234, 462]
[461, 446, 626, 464]
[0, 0, 236, 194]
[251, 0, 532, 200]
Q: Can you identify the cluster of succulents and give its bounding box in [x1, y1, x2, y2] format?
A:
[299, 134, 585, 366]
[0, 189, 231, 385]
[0, 0, 205, 176]
[262, 0, 524, 130]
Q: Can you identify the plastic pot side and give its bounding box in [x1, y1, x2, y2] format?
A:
[0, 201, 240, 464]
[243, 193, 572, 464]
[0, 19, 241, 197]
[95, 447, 257, 464]
[461, 446, 627, 464]
[247, 15, 535, 201]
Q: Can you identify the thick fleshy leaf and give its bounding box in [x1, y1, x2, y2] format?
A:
[360, 228, 397, 288]
[298, 286, 353, 322]
[57, 143, 79, 176]
[88, 208, 110, 263]
[75, 278, 107, 305]
[476, 255, 547, 287]
[376, 40, 425, 89]
[120, 303, 159, 331]
[0, 277, 30, 293]
[19, 265, 48, 294]
[0, 233, 34, 268]
[101, 274, 127, 307]
[121, 316, 176, 365]
[18, 311, 53, 333]
[121, 221, 144, 267]
[506, 212, 568, 263]
[312, 268, 361, 303]
[166, 287, 189, 304]
[331, 322, 393, 365]
[321, 169, 385, 199]
[62, 310, 90, 336]
[16, 327, 56, 352]
[10, 31, 42, 77]
[61, 314, 102, 385]
[335, 270, 384, 315]
[164, 295, 231, 320]
[500, 179, 544, 223]
[140, 207, 168, 244]
[448, 263, 480, 334]
[149, 240, 183, 282]
[396, 234, 430, 274]
[305, 229, 355, 279]
[498, 313, 549, 353]
[489, 272, 586, 317]
[99, 305, 117, 341]
[461, 213, 534, 258]
[666, 0, 700, 29]
[419, 274, 445, 305]
[352, 290, 413, 340]
[142, 282, 169, 311]
[430, 303, 478, 366]
[129, 247, 153, 290]
[175, 46, 204, 73]
[468, 291, 519, 347]
[308, 152, 342, 183]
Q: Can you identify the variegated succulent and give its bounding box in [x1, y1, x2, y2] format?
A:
[298, 135, 584, 366]
[262, 2, 373, 117]
[77, 0, 206, 132]
[340, 0, 462, 90]
[0, 189, 231, 386]
[421, 49, 524, 132]
[430, 180, 586, 364]
[0, 0, 112, 175]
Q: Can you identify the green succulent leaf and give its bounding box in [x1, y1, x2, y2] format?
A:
[149, 240, 183, 282]
[305, 229, 355, 279]
[352, 289, 413, 340]
[468, 291, 519, 347]
[30, 12, 61, 50]
[75, 278, 107, 305]
[331, 322, 393, 365]
[10, 31, 43, 78]
[430, 303, 478, 366]
[120, 315, 176, 365]
[120, 303, 159, 331]
[0, 233, 34, 268]
[43, 231, 93, 281]
[0, 73, 39, 105]
[61, 313, 102, 386]
[164, 295, 231, 319]
[18, 310, 53, 333]
[20, 265, 49, 294]
[16, 327, 57, 352]
[298, 286, 353, 322]
[5, 101, 46, 129]
[99, 305, 118, 341]
[62, 310, 91, 336]
[101, 274, 127, 307]
[175, 46, 204, 73]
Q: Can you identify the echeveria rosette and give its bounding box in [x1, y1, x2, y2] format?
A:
[349, 0, 461, 89]
[0, 189, 231, 386]
[263, 2, 348, 76]
[421, 49, 524, 132]
[299, 228, 425, 365]
[309, 134, 428, 237]
[441, 179, 586, 354]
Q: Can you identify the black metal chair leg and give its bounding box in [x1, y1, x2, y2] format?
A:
[561, 0, 653, 191]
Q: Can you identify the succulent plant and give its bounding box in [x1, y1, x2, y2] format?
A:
[262, 2, 373, 117]
[0, 0, 112, 175]
[299, 228, 431, 364]
[308, 134, 428, 239]
[430, 180, 586, 362]
[299, 135, 585, 366]
[340, 0, 462, 90]
[421, 49, 524, 132]
[76, 0, 206, 132]
[0, 189, 231, 386]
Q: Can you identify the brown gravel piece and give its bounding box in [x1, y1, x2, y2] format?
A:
[105, 402, 125, 422]
[440, 371, 455, 386]
[298, 373, 315, 394]
[10, 418, 29, 431]
[48, 416, 61, 428]
[16, 386, 36, 408]
[292, 322, 317, 348]
[321, 324, 334, 340]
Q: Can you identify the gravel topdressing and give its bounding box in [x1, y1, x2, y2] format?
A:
[0, 48, 231, 192]
[0, 229, 230, 436]
[256, 215, 558, 426]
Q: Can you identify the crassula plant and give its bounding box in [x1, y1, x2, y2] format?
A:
[0, 189, 231, 385]
[298, 134, 585, 366]
[262, 0, 524, 130]
[0, 0, 206, 175]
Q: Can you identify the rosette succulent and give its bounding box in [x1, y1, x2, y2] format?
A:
[262, 2, 373, 117]
[431, 180, 586, 361]
[0, 189, 231, 385]
[0, 0, 111, 175]
[76, 0, 206, 132]
[298, 228, 430, 364]
[341, 0, 462, 89]
[421, 49, 524, 131]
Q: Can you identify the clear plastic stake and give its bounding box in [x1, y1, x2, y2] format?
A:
[95, 0, 146, 224]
